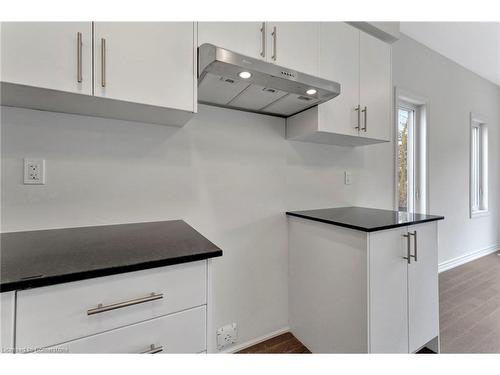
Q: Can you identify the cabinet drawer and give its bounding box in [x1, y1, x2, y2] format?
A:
[16, 261, 206, 350]
[44, 306, 206, 354]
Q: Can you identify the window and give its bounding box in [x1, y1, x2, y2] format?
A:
[470, 113, 488, 218]
[395, 89, 428, 214]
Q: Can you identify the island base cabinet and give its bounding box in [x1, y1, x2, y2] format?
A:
[288, 217, 439, 353]
[43, 306, 206, 354]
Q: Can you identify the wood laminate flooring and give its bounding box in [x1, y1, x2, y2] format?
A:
[237, 332, 310, 354]
[439, 251, 500, 353]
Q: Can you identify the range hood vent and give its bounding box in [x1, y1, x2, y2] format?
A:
[198, 44, 341, 118]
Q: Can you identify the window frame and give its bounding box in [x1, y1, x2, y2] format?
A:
[394, 87, 429, 214]
[469, 112, 488, 218]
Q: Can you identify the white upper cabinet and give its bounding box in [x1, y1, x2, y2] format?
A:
[197, 22, 265, 60]
[316, 22, 360, 138]
[94, 22, 195, 112]
[359, 31, 392, 141]
[1, 22, 92, 95]
[266, 22, 320, 76]
[286, 22, 392, 147]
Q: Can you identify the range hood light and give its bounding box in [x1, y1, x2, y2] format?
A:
[238, 71, 252, 79]
[306, 89, 317, 95]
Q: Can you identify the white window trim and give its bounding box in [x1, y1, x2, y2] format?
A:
[469, 112, 488, 218]
[394, 87, 429, 214]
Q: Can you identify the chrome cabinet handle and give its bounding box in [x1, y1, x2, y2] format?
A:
[76, 32, 83, 83]
[361, 106, 367, 132]
[101, 38, 106, 88]
[403, 232, 411, 264]
[354, 105, 361, 130]
[260, 22, 266, 58]
[409, 231, 418, 261]
[142, 344, 163, 354]
[271, 26, 277, 61]
[87, 292, 163, 315]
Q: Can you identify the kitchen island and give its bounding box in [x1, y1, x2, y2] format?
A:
[286, 206, 444, 353]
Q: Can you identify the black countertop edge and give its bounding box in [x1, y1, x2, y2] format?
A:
[285, 212, 444, 232]
[0, 250, 222, 293]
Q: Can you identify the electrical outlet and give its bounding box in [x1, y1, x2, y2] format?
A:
[216, 323, 238, 350]
[344, 170, 352, 185]
[24, 159, 45, 185]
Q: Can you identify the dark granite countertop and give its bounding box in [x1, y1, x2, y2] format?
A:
[0, 220, 222, 292]
[286, 207, 444, 232]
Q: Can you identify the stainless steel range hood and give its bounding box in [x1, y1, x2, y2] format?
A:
[198, 44, 341, 118]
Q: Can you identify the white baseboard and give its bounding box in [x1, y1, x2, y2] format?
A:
[218, 326, 290, 354]
[438, 244, 500, 273]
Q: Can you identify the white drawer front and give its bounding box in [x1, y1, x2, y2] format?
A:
[44, 306, 206, 353]
[16, 261, 206, 350]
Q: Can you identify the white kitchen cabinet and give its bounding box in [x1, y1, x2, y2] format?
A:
[286, 22, 392, 146]
[1, 22, 196, 126]
[407, 223, 439, 352]
[288, 217, 440, 353]
[0, 291, 15, 353]
[266, 22, 320, 76]
[359, 31, 392, 141]
[198, 22, 265, 60]
[198, 22, 319, 75]
[94, 22, 196, 111]
[1, 22, 92, 95]
[44, 306, 206, 354]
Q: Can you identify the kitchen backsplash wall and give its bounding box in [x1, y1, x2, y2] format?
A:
[1, 103, 375, 352]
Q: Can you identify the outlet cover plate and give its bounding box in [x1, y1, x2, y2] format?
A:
[24, 159, 45, 185]
[216, 323, 238, 350]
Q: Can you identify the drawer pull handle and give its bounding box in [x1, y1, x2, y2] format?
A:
[87, 292, 163, 316]
[142, 344, 163, 354]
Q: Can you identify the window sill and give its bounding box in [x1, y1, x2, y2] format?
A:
[470, 210, 489, 219]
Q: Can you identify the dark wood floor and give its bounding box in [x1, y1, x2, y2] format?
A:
[238, 251, 500, 354]
[439, 251, 500, 353]
[237, 332, 310, 354]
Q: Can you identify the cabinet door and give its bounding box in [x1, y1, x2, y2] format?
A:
[317, 22, 360, 137]
[359, 31, 392, 141]
[408, 222, 439, 352]
[94, 22, 195, 111]
[198, 22, 264, 60]
[267, 22, 320, 76]
[1, 22, 92, 95]
[368, 227, 409, 353]
[0, 291, 15, 353]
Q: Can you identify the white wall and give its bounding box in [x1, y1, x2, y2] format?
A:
[1, 104, 368, 352]
[1, 30, 499, 352]
[392, 34, 500, 264]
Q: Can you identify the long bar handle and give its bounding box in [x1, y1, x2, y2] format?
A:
[76, 32, 83, 83]
[271, 26, 277, 61]
[141, 344, 164, 354]
[409, 231, 417, 262]
[101, 38, 106, 87]
[354, 105, 361, 130]
[403, 233, 411, 264]
[260, 22, 266, 58]
[361, 106, 367, 132]
[87, 292, 163, 316]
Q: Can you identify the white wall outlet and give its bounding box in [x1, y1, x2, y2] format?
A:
[24, 159, 45, 185]
[344, 170, 352, 185]
[216, 323, 238, 350]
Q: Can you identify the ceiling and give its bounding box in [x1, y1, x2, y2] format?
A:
[400, 22, 500, 86]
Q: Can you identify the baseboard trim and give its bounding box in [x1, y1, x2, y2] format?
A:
[219, 326, 290, 354]
[438, 244, 500, 273]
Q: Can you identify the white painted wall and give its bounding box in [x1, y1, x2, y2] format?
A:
[1, 31, 498, 352]
[0, 104, 366, 352]
[392, 34, 500, 264]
